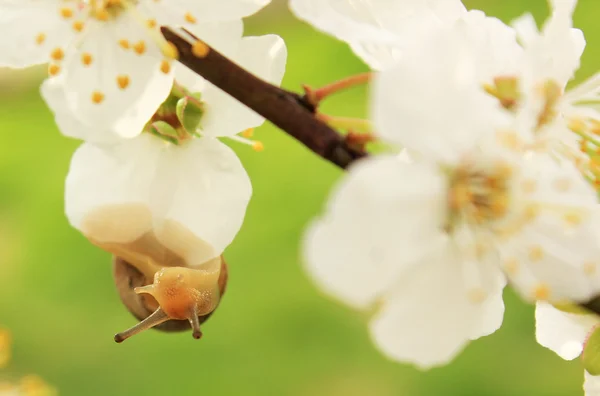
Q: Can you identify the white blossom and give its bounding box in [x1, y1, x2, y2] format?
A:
[304, 22, 600, 368]
[536, 302, 600, 396]
[288, 0, 517, 70]
[0, 0, 270, 139]
[42, 30, 286, 144]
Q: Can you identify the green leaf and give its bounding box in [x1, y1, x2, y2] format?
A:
[583, 325, 600, 375]
[176, 96, 204, 133]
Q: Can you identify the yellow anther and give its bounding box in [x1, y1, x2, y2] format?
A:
[146, 18, 157, 28]
[20, 375, 53, 396]
[91, 91, 105, 104]
[192, 40, 210, 58]
[252, 141, 265, 152]
[73, 20, 85, 32]
[184, 12, 197, 24]
[584, 262, 597, 276]
[118, 39, 130, 50]
[81, 52, 93, 66]
[161, 42, 179, 60]
[116, 75, 130, 90]
[504, 258, 519, 275]
[48, 63, 61, 76]
[533, 284, 551, 301]
[95, 9, 110, 21]
[35, 33, 46, 45]
[241, 128, 254, 138]
[564, 211, 583, 226]
[529, 245, 544, 262]
[60, 7, 73, 18]
[133, 40, 146, 55]
[50, 47, 64, 61]
[568, 118, 587, 134]
[160, 60, 171, 74]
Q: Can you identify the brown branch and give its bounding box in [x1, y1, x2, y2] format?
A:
[161, 27, 367, 169]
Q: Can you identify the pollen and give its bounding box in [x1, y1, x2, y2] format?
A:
[533, 284, 551, 301]
[48, 63, 61, 76]
[81, 52, 93, 66]
[504, 258, 519, 275]
[60, 7, 74, 18]
[192, 40, 210, 58]
[35, 33, 46, 45]
[162, 42, 179, 60]
[118, 39, 130, 50]
[73, 20, 85, 32]
[584, 262, 597, 276]
[91, 91, 105, 104]
[133, 40, 146, 55]
[242, 128, 254, 138]
[564, 211, 583, 226]
[160, 60, 171, 74]
[253, 141, 265, 152]
[116, 75, 130, 90]
[50, 47, 64, 61]
[528, 245, 544, 262]
[184, 12, 197, 24]
[147, 19, 157, 28]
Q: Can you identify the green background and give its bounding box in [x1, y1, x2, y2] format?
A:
[0, 0, 596, 394]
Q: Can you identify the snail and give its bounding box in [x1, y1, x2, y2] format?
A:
[78, 206, 230, 343]
[112, 254, 228, 343]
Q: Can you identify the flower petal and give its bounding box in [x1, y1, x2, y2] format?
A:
[151, 138, 252, 264]
[303, 156, 447, 309]
[0, 0, 78, 67]
[61, 14, 172, 140]
[369, 236, 505, 369]
[585, 371, 600, 396]
[501, 155, 600, 303]
[144, 0, 271, 24]
[41, 77, 123, 145]
[371, 21, 511, 162]
[289, 0, 466, 70]
[535, 302, 597, 360]
[200, 35, 287, 137]
[65, 135, 161, 243]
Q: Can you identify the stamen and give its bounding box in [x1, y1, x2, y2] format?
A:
[227, 135, 265, 152]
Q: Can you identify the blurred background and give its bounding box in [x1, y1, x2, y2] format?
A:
[0, 0, 597, 395]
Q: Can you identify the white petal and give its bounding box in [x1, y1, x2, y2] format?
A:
[371, 23, 510, 162]
[41, 77, 123, 145]
[585, 371, 600, 396]
[0, 1, 78, 67]
[144, 0, 270, 24]
[370, 237, 505, 369]
[61, 14, 172, 139]
[535, 302, 597, 360]
[152, 138, 252, 264]
[501, 155, 600, 303]
[303, 156, 447, 309]
[200, 35, 287, 137]
[65, 135, 161, 243]
[289, 0, 466, 69]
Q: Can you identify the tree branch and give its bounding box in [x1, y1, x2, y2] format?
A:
[161, 27, 367, 169]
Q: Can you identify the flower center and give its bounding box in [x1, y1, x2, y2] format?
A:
[89, 0, 127, 21]
[445, 161, 512, 232]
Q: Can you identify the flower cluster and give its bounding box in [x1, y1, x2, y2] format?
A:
[0, 0, 286, 339]
[294, 0, 600, 392]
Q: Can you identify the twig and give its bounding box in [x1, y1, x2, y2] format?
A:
[161, 27, 367, 169]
